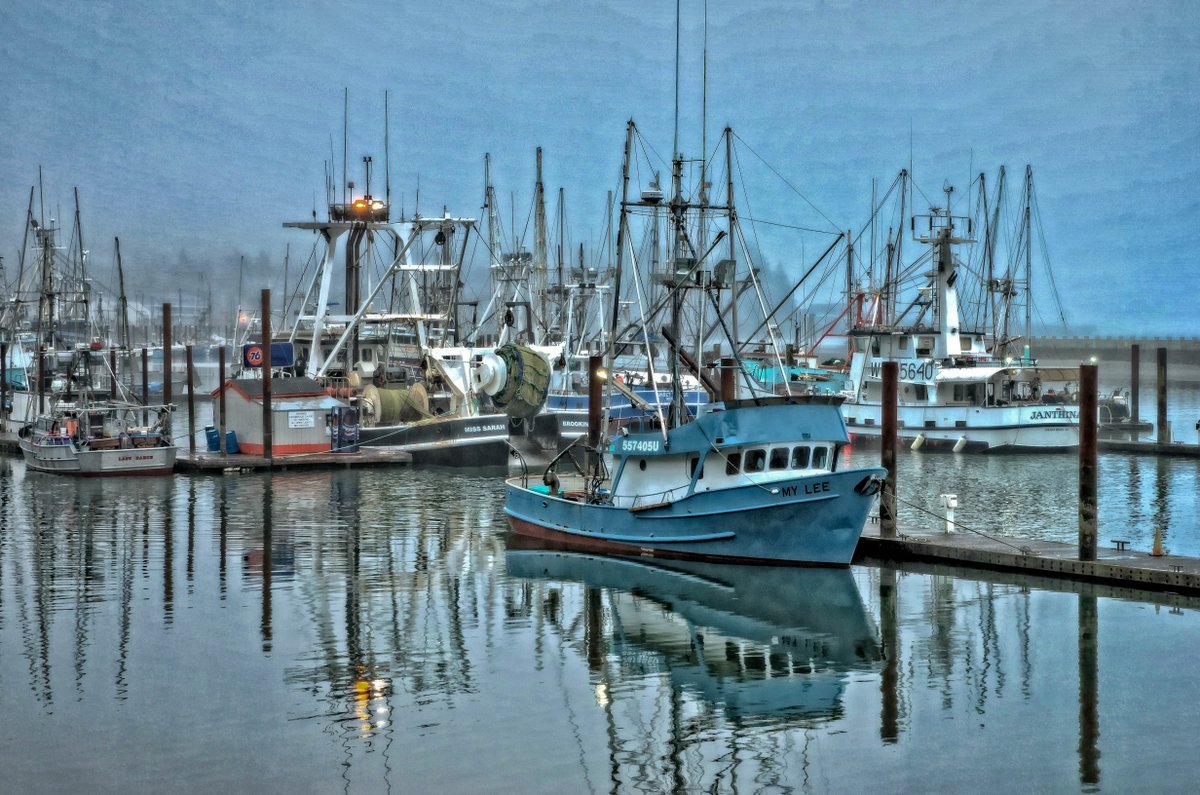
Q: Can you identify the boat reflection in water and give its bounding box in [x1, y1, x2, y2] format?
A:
[505, 536, 882, 726]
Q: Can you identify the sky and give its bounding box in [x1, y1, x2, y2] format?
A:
[1, 0, 1197, 336]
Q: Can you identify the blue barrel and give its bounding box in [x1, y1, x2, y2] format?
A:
[225, 431, 239, 454]
[205, 426, 220, 452]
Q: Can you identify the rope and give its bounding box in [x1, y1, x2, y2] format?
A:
[891, 491, 1033, 555]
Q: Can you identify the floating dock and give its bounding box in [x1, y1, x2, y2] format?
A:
[1098, 438, 1200, 457]
[175, 448, 412, 472]
[1, 433, 411, 472]
[856, 524, 1200, 596]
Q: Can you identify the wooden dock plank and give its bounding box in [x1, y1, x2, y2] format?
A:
[856, 524, 1200, 596]
[175, 448, 412, 472]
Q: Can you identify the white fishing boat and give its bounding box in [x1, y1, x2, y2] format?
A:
[18, 400, 175, 476]
[841, 176, 1079, 452]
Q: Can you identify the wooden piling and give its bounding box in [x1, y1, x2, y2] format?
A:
[1079, 364, 1098, 561]
[185, 344, 196, 456]
[587, 354, 603, 479]
[261, 289, 273, 461]
[1, 342, 7, 428]
[141, 347, 149, 425]
[37, 345, 45, 415]
[1129, 343, 1140, 428]
[880, 361, 898, 538]
[218, 344, 227, 455]
[720, 357, 736, 402]
[879, 567, 899, 743]
[1078, 594, 1100, 786]
[1156, 347, 1168, 443]
[162, 303, 172, 407]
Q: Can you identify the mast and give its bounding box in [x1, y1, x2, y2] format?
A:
[669, 155, 685, 427]
[115, 238, 129, 349]
[1024, 165, 1033, 359]
[282, 243, 290, 329]
[533, 147, 548, 343]
[845, 230, 854, 341]
[724, 128, 737, 357]
[557, 186, 565, 316]
[74, 187, 89, 338]
[608, 121, 634, 367]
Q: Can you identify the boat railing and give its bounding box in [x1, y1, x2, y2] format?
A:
[318, 375, 353, 394]
[624, 485, 690, 510]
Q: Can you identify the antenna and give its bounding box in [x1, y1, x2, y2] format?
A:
[701, 0, 708, 162]
[342, 88, 349, 206]
[384, 90, 391, 219]
[673, 0, 681, 158]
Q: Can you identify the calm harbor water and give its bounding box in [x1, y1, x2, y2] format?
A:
[2, 445, 1199, 793]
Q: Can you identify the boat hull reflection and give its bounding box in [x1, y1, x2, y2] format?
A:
[505, 537, 882, 723]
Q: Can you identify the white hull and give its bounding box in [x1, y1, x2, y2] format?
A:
[843, 401, 1079, 451]
[19, 437, 176, 475]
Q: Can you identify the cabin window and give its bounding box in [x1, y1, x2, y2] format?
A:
[812, 446, 829, 470]
[362, 349, 373, 361]
[954, 383, 982, 404]
[914, 384, 928, 400]
[725, 452, 741, 475]
[871, 339, 881, 356]
[769, 447, 789, 470]
[688, 456, 704, 479]
[898, 337, 909, 350]
[961, 337, 974, 351]
[745, 448, 767, 473]
[917, 337, 934, 356]
[791, 446, 810, 469]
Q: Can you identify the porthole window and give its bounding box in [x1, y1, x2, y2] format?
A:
[639, 459, 647, 471]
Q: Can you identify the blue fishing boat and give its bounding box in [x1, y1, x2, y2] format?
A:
[505, 395, 885, 566]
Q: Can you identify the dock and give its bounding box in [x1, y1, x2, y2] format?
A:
[856, 524, 1200, 596]
[175, 448, 412, 472]
[1099, 438, 1200, 457]
[1, 432, 411, 471]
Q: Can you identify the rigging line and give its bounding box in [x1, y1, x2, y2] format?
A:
[741, 231, 846, 346]
[767, 262, 844, 337]
[737, 216, 843, 235]
[623, 237, 668, 436]
[911, 178, 939, 214]
[734, 221, 791, 391]
[730, 132, 840, 231]
[632, 125, 672, 174]
[892, 492, 1033, 556]
[850, 170, 906, 252]
[1030, 186, 1068, 328]
[731, 143, 767, 280]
